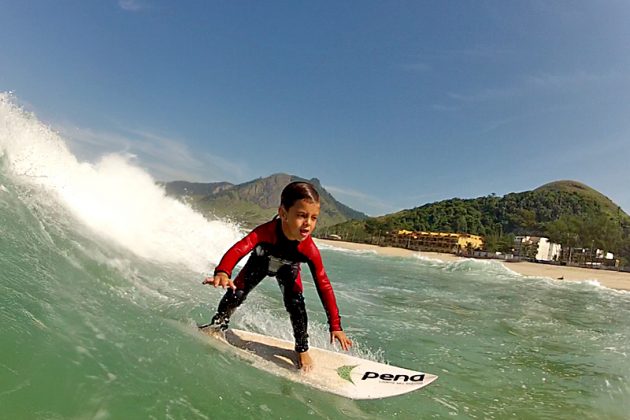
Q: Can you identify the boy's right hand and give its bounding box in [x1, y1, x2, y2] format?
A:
[202, 272, 235, 290]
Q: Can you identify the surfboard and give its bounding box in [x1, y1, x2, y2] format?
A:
[200, 327, 438, 400]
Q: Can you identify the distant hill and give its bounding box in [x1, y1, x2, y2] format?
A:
[533, 180, 623, 215]
[163, 173, 368, 228]
[323, 180, 630, 262]
[164, 180, 233, 196]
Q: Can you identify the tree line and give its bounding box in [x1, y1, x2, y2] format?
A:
[322, 187, 630, 266]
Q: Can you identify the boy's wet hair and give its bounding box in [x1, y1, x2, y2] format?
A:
[280, 181, 320, 209]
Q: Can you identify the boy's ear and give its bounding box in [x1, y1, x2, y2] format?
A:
[278, 206, 287, 220]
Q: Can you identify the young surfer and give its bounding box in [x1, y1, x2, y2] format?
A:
[201, 181, 352, 371]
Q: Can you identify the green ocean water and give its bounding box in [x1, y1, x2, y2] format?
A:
[2, 173, 630, 420]
[2, 94, 630, 419]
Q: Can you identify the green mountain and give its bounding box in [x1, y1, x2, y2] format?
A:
[323, 180, 630, 262]
[533, 180, 625, 215]
[163, 173, 368, 228]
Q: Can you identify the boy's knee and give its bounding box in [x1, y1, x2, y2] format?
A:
[276, 263, 299, 282]
[225, 289, 247, 305]
[284, 294, 305, 312]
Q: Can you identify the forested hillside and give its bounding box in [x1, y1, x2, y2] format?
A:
[323, 181, 630, 264]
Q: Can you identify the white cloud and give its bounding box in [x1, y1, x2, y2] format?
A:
[323, 185, 395, 216]
[446, 86, 521, 103]
[57, 124, 247, 183]
[451, 45, 515, 58]
[447, 69, 620, 104]
[525, 70, 617, 89]
[400, 62, 431, 72]
[431, 104, 458, 112]
[118, 0, 146, 12]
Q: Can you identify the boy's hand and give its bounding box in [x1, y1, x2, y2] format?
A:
[330, 331, 352, 351]
[202, 272, 235, 290]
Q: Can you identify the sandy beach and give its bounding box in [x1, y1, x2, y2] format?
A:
[316, 239, 630, 292]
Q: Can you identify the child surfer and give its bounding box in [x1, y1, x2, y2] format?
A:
[201, 181, 352, 371]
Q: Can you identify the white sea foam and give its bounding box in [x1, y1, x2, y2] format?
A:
[314, 241, 378, 256]
[0, 92, 241, 272]
[582, 279, 604, 288]
[503, 267, 625, 294]
[412, 253, 448, 264]
[443, 258, 513, 275]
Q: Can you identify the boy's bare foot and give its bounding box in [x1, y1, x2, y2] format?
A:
[297, 351, 313, 372]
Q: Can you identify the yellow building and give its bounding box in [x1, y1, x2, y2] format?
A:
[388, 230, 483, 254]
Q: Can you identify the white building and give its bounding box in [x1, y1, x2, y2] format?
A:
[595, 249, 614, 260]
[515, 236, 562, 261]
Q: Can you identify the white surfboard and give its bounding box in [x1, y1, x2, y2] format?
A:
[200, 328, 438, 400]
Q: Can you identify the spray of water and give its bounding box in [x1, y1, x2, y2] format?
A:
[0, 92, 241, 272]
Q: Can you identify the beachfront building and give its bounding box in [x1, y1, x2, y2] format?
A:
[514, 236, 562, 261]
[596, 249, 615, 261]
[565, 248, 618, 267]
[387, 230, 483, 254]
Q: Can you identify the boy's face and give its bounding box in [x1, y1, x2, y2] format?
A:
[279, 199, 320, 241]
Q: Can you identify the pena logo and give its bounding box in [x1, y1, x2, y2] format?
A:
[337, 365, 426, 386]
[336, 365, 359, 384]
[361, 371, 426, 383]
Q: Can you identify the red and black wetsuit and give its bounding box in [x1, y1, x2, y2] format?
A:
[211, 218, 342, 352]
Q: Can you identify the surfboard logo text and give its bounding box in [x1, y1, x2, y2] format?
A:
[361, 371, 425, 383]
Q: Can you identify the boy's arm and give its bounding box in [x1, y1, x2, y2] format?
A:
[304, 243, 342, 332]
[214, 223, 268, 278]
[304, 243, 352, 350]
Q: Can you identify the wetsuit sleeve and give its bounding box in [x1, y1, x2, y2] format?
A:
[303, 240, 343, 332]
[214, 222, 272, 278]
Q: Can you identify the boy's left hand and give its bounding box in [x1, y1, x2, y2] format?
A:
[330, 331, 352, 351]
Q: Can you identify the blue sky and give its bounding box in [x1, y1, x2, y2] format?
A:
[2, 1, 630, 216]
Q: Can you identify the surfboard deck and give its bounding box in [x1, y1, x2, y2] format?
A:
[199, 327, 438, 400]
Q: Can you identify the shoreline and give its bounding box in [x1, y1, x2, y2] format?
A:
[315, 239, 630, 292]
